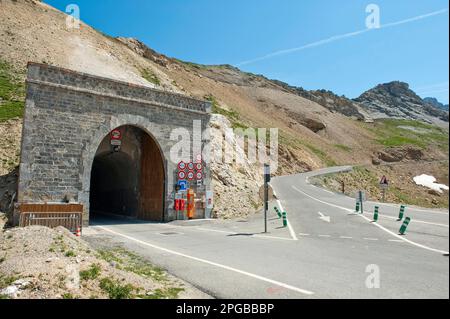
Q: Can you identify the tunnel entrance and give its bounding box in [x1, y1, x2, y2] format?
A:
[89, 125, 165, 222]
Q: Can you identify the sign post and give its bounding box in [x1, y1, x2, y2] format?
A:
[358, 190, 365, 215]
[379, 175, 389, 203]
[264, 164, 270, 233]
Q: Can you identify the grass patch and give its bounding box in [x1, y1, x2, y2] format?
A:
[99, 278, 134, 299]
[138, 287, 184, 299]
[362, 119, 448, 151]
[141, 69, 160, 86]
[279, 132, 338, 167]
[62, 293, 75, 299]
[80, 264, 101, 281]
[0, 275, 18, 289]
[64, 250, 76, 257]
[205, 94, 250, 130]
[0, 60, 25, 122]
[334, 144, 352, 152]
[98, 247, 166, 282]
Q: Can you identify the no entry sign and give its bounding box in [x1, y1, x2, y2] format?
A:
[111, 129, 121, 140]
[110, 129, 122, 146]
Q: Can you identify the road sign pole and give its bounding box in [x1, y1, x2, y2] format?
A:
[359, 190, 364, 215]
[264, 164, 270, 233]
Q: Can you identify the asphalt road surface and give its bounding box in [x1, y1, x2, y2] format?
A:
[86, 166, 449, 299]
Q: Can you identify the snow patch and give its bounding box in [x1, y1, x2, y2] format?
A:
[413, 174, 449, 193]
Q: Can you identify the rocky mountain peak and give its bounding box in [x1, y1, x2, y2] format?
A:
[355, 81, 448, 123]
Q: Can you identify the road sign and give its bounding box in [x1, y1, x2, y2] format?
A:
[259, 184, 274, 201]
[110, 129, 122, 146]
[196, 154, 202, 163]
[111, 129, 121, 140]
[188, 162, 195, 171]
[355, 191, 367, 202]
[196, 163, 203, 171]
[177, 180, 188, 191]
[187, 171, 195, 180]
[178, 161, 187, 171]
[178, 171, 186, 180]
[195, 171, 203, 180]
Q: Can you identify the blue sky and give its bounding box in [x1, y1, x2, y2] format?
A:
[45, 0, 449, 103]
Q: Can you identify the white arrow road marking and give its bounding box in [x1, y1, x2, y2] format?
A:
[318, 212, 331, 223]
[292, 185, 449, 255]
[95, 225, 314, 295]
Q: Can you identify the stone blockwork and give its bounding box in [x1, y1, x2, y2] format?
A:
[17, 63, 211, 225]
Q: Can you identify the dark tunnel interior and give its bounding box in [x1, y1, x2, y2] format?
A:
[89, 151, 139, 217]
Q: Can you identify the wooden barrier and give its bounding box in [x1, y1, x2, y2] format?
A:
[18, 203, 83, 233]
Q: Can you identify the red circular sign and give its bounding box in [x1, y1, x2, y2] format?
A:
[178, 161, 186, 171]
[187, 171, 195, 180]
[111, 129, 121, 140]
[196, 172, 203, 180]
[188, 162, 195, 171]
[196, 163, 203, 171]
[178, 171, 186, 180]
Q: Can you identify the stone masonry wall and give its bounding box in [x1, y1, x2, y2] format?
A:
[17, 63, 211, 225]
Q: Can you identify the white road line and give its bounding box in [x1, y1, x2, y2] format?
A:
[95, 225, 314, 295]
[318, 234, 331, 238]
[364, 238, 379, 241]
[388, 239, 404, 243]
[194, 227, 295, 241]
[339, 236, 353, 239]
[377, 213, 449, 228]
[366, 201, 449, 215]
[276, 199, 298, 241]
[298, 233, 310, 236]
[292, 185, 449, 255]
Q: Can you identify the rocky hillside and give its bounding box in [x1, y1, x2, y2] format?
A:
[355, 81, 449, 124]
[0, 0, 448, 218]
[424, 97, 449, 112]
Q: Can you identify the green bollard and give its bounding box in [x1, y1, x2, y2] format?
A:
[373, 206, 379, 222]
[355, 202, 360, 213]
[282, 211, 287, 227]
[399, 217, 411, 235]
[274, 206, 282, 218]
[398, 205, 405, 221]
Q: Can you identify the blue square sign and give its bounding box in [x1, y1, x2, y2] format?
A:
[177, 180, 188, 191]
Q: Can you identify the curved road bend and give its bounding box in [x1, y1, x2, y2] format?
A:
[87, 166, 449, 299]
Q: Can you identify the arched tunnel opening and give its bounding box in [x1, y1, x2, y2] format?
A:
[89, 125, 165, 223]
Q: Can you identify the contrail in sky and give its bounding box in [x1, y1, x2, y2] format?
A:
[236, 8, 449, 67]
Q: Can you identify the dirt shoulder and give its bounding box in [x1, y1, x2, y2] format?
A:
[0, 219, 211, 299]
